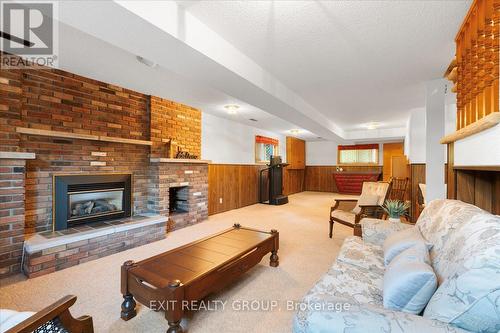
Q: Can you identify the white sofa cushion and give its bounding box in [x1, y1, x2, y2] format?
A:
[337, 236, 384, 271]
[383, 244, 437, 314]
[383, 227, 431, 266]
[418, 200, 500, 333]
[0, 309, 35, 333]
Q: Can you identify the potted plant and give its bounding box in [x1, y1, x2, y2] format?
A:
[383, 200, 410, 222]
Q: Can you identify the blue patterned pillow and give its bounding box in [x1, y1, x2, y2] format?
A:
[383, 227, 432, 266]
[383, 244, 437, 314]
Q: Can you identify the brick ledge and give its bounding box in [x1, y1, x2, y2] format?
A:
[0, 151, 36, 159]
[24, 214, 167, 253]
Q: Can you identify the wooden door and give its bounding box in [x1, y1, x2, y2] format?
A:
[391, 155, 408, 178]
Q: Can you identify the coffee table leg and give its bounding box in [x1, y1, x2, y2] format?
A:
[270, 229, 279, 267]
[167, 321, 183, 333]
[121, 260, 137, 320]
[165, 280, 184, 333]
[121, 293, 137, 320]
[270, 250, 279, 267]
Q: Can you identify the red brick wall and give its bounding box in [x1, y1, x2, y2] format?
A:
[0, 159, 26, 277]
[23, 139, 150, 233]
[3, 64, 152, 234]
[21, 68, 150, 139]
[149, 163, 208, 231]
[150, 96, 202, 158]
[0, 66, 23, 151]
[0, 54, 206, 277]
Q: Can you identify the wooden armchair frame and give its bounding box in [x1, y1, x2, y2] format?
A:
[329, 181, 392, 238]
[5, 295, 93, 333]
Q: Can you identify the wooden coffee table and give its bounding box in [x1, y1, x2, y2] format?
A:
[120, 224, 279, 333]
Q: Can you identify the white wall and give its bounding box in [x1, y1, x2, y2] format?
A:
[454, 124, 500, 166]
[405, 108, 426, 163]
[306, 141, 338, 165]
[201, 112, 286, 164]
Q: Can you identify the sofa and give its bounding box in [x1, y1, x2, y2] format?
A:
[293, 199, 500, 333]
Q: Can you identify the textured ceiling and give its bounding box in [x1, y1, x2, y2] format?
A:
[177, 0, 471, 130]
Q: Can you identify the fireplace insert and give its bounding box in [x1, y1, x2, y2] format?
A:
[53, 174, 132, 231]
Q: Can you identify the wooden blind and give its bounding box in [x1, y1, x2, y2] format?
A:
[455, 0, 500, 130]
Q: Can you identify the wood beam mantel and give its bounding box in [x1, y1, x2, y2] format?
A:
[440, 112, 500, 144]
[16, 127, 153, 146]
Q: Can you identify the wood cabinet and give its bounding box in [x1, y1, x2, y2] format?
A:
[286, 136, 305, 169]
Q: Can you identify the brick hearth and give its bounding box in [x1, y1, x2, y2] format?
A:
[23, 214, 167, 278]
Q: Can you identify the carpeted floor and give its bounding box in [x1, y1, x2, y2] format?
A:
[0, 192, 356, 333]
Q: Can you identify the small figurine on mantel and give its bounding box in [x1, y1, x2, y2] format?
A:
[163, 138, 177, 158]
[175, 147, 198, 159]
[164, 138, 198, 159]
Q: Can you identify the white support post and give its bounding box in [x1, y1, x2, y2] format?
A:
[425, 79, 447, 202]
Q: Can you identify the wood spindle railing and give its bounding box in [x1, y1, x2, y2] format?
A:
[454, 0, 500, 130]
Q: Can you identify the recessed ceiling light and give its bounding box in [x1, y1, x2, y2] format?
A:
[249, 118, 258, 122]
[224, 104, 240, 114]
[136, 55, 157, 68]
[290, 129, 301, 135]
[365, 122, 380, 130]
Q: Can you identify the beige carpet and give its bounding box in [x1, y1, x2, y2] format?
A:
[0, 192, 356, 333]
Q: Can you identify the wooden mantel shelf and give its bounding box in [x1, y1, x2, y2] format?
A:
[150, 158, 211, 164]
[16, 127, 153, 146]
[440, 112, 500, 144]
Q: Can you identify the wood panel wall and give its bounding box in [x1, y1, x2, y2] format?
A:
[208, 164, 263, 215]
[283, 169, 305, 195]
[409, 164, 426, 222]
[304, 165, 383, 192]
[454, 169, 500, 214]
[208, 164, 305, 215]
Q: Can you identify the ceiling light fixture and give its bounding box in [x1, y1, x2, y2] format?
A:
[365, 122, 380, 130]
[224, 104, 240, 114]
[290, 129, 301, 135]
[136, 56, 157, 68]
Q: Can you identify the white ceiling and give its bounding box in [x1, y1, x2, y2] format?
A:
[177, 0, 470, 131]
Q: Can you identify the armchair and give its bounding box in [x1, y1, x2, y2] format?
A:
[3, 295, 93, 333]
[329, 181, 391, 238]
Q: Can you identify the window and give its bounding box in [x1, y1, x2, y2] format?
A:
[338, 144, 379, 165]
[255, 135, 279, 163]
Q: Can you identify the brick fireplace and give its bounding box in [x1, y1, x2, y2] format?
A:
[0, 53, 209, 278]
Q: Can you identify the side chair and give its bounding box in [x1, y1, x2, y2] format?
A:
[329, 181, 392, 237]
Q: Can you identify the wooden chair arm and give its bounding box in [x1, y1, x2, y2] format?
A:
[6, 295, 94, 333]
[334, 199, 358, 203]
[357, 205, 385, 220]
[357, 204, 382, 209]
[331, 199, 358, 212]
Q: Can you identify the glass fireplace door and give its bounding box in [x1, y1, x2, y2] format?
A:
[68, 188, 124, 222]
